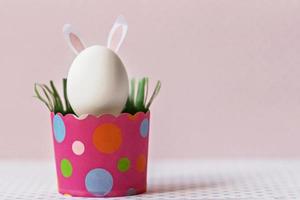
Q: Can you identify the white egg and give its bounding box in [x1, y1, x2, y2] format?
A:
[67, 45, 129, 116]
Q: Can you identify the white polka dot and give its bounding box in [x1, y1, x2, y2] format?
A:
[72, 140, 85, 155]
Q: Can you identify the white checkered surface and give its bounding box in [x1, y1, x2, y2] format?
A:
[0, 160, 300, 199]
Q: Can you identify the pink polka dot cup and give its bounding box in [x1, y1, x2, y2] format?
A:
[50, 111, 150, 197]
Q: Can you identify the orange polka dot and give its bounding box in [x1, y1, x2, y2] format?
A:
[93, 123, 122, 154]
[136, 154, 147, 172]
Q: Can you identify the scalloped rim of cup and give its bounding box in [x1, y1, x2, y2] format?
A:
[51, 111, 150, 121]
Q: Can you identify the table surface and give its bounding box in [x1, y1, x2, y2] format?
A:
[0, 160, 300, 200]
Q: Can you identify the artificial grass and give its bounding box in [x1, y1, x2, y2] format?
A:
[34, 78, 161, 115]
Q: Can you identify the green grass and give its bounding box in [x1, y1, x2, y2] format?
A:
[122, 77, 161, 114]
[34, 78, 161, 115]
[34, 79, 75, 115]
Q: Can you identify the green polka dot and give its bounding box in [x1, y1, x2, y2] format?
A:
[61, 159, 73, 177]
[117, 157, 130, 172]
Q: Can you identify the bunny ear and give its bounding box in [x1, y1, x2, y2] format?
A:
[107, 15, 128, 53]
[63, 24, 85, 55]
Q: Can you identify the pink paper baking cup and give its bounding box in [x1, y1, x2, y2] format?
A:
[50, 111, 150, 197]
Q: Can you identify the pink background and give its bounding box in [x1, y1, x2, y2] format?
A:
[1, 0, 300, 159]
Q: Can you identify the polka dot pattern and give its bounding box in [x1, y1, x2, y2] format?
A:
[85, 168, 113, 196]
[118, 157, 131, 172]
[72, 141, 85, 155]
[127, 188, 137, 196]
[136, 154, 147, 172]
[51, 112, 150, 197]
[140, 119, 149, 138]
[93, 124, 122, 154]
[61, 159, 72, 178]
[53, 114, 66, 143]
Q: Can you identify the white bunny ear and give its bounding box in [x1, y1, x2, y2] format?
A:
[107, 15, 128, 53]
[63, 24, 85, 55]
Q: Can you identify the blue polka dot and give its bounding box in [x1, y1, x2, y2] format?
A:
[85, 168, 113, 196]
[53, 114, 66, 143]
[127, 188, 137, 196]
[140, 119, 149, 138]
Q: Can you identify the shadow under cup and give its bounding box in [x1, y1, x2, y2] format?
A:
[50, 111, 150, 197]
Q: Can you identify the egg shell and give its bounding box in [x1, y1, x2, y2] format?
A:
[67, 45, 129, 116]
